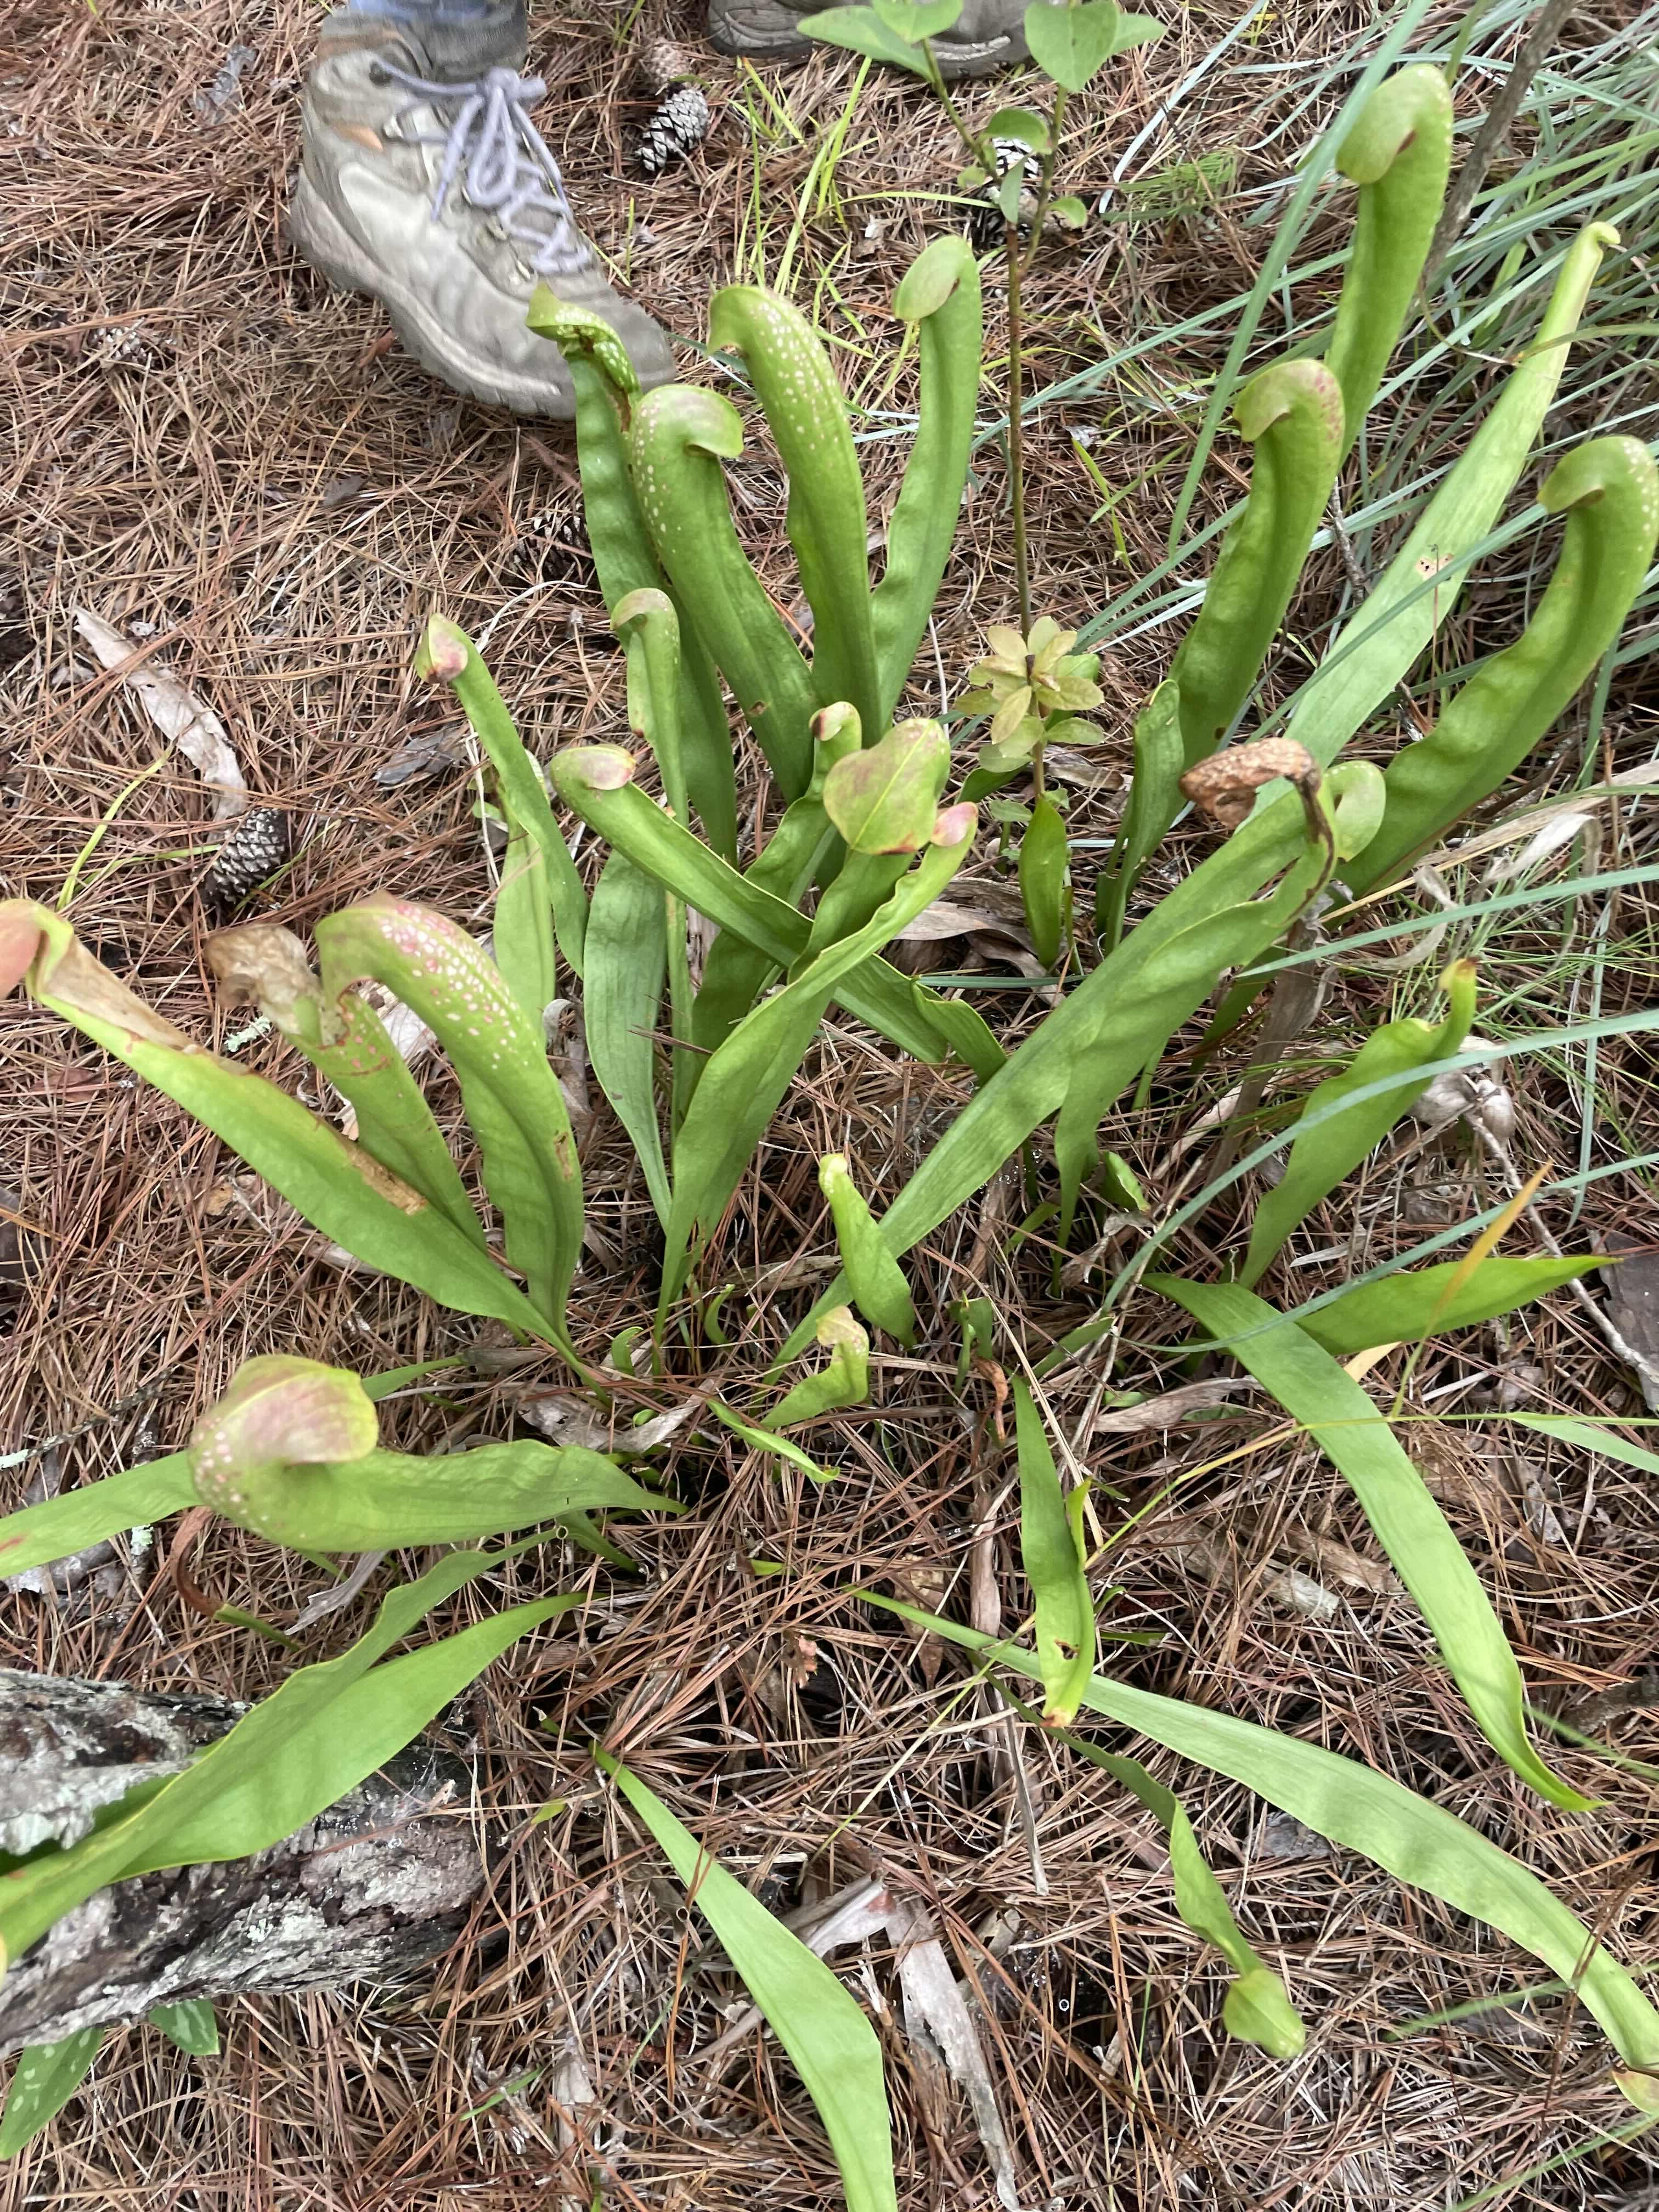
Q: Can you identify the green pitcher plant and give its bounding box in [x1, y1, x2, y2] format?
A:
[7, 63, 1659, 2157]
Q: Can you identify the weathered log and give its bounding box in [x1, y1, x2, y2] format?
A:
[0, 1671, 483, 2055]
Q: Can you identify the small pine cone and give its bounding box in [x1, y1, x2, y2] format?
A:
[636, 82, 710, 178]
[638, 36, 699, 95]
[202, 806, 290, 909]
[514, 501, 593, 580]
[968, 138, 1042, 253]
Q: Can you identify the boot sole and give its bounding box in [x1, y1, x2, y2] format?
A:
[288, 174, 577, 419]
[708, 17, 1021, 77]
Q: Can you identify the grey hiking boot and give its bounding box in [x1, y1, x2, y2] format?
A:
[289, 3, 673, 416]
[709, 0, 1032, 77]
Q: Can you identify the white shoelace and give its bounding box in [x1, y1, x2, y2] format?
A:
[383, 63, 593, 278]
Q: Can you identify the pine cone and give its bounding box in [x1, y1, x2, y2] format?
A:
[636, 82, 710, 177]
[507, 500, 594, 584]
[202, 807, 290, 909]
[638, 36, 699, 95]
[968, 138, 1042, 253]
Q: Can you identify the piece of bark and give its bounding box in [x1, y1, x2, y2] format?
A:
[0, 1671, 482, 2055]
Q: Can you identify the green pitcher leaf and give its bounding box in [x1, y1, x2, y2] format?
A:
[315, 898, 585, 1347]
[822, 718, 951, 854]
[585, 850, 672, 1228]
[819, 1154, 918, 1345]
[0, 1364, 450, 1584]
[1283, 220, 1620, 775]
[549, 753, 992, 1073]
[1325, 64, 1454, 459]
[1026, 1720, 1304, 2058]
[416, 617, 586, 979]
[493, 821, 558, 1029]
[708, 286, 879, 740]
[187, 1356, 675, 1551]
[1240, 960, 1479, 1286]
[772, 762, 1382, 1365]
[629, 384, 819, 799]
[876, 241, 983, 725]
[1, 901, 552, 1342]
[533, 306, 738, 860]
[1347, 436, 1659, 893]
[0, 2030, 105, 2158]
[767, 1307, 871, 1429]
[207, 923, 486, 1249]
[659, 815, 975, 1314]
[1013, 1381, 1093, 1726]
[1170, 358, 1346, 769]
[708, 1398, 836, 1484]
[1154, 1277, 1588, 1812]
[596, 1753, 899, 2212]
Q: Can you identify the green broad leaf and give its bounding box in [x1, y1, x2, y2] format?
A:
[982, 104, 1051, 152]
[1293, 1255, 1599, 1356]
[416, 617, 585, 979]
[766, 1307, 871, 1429]
[0, 2029, 105, 2158]
[1112, 10, 1165, 52]
[585, 851, 672, 1230]
[1050, 194, 1090, 230]
[1018, 794, 1069, 969]
[316, 898, 585, 1346]
[708, 1398, 836, 1484]
[796, 5, 934, 74]
[871, 0, 965, 40]
[1024, 0, 1146, 92]
[1013, 1382, 1093, 1725]
[0, 1452, 195, 1582]
[820, 1155, 917, 1344]
[862, 1595, 1659, 2089]
[1154, 1277, 1588, 1811]
[1029, 1719, 1303, 2057]
[1240, 960, 1478, 1287]
[823, 720, 951, 855]
[0, 1362, 455, 1585]
[597, 1753, 898, 2212]
[148, 2000, 218, 2056]
[0, 1551, 579, 1972]
[1, 902, 555, 1345]
[995, 166, 1026, 223]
